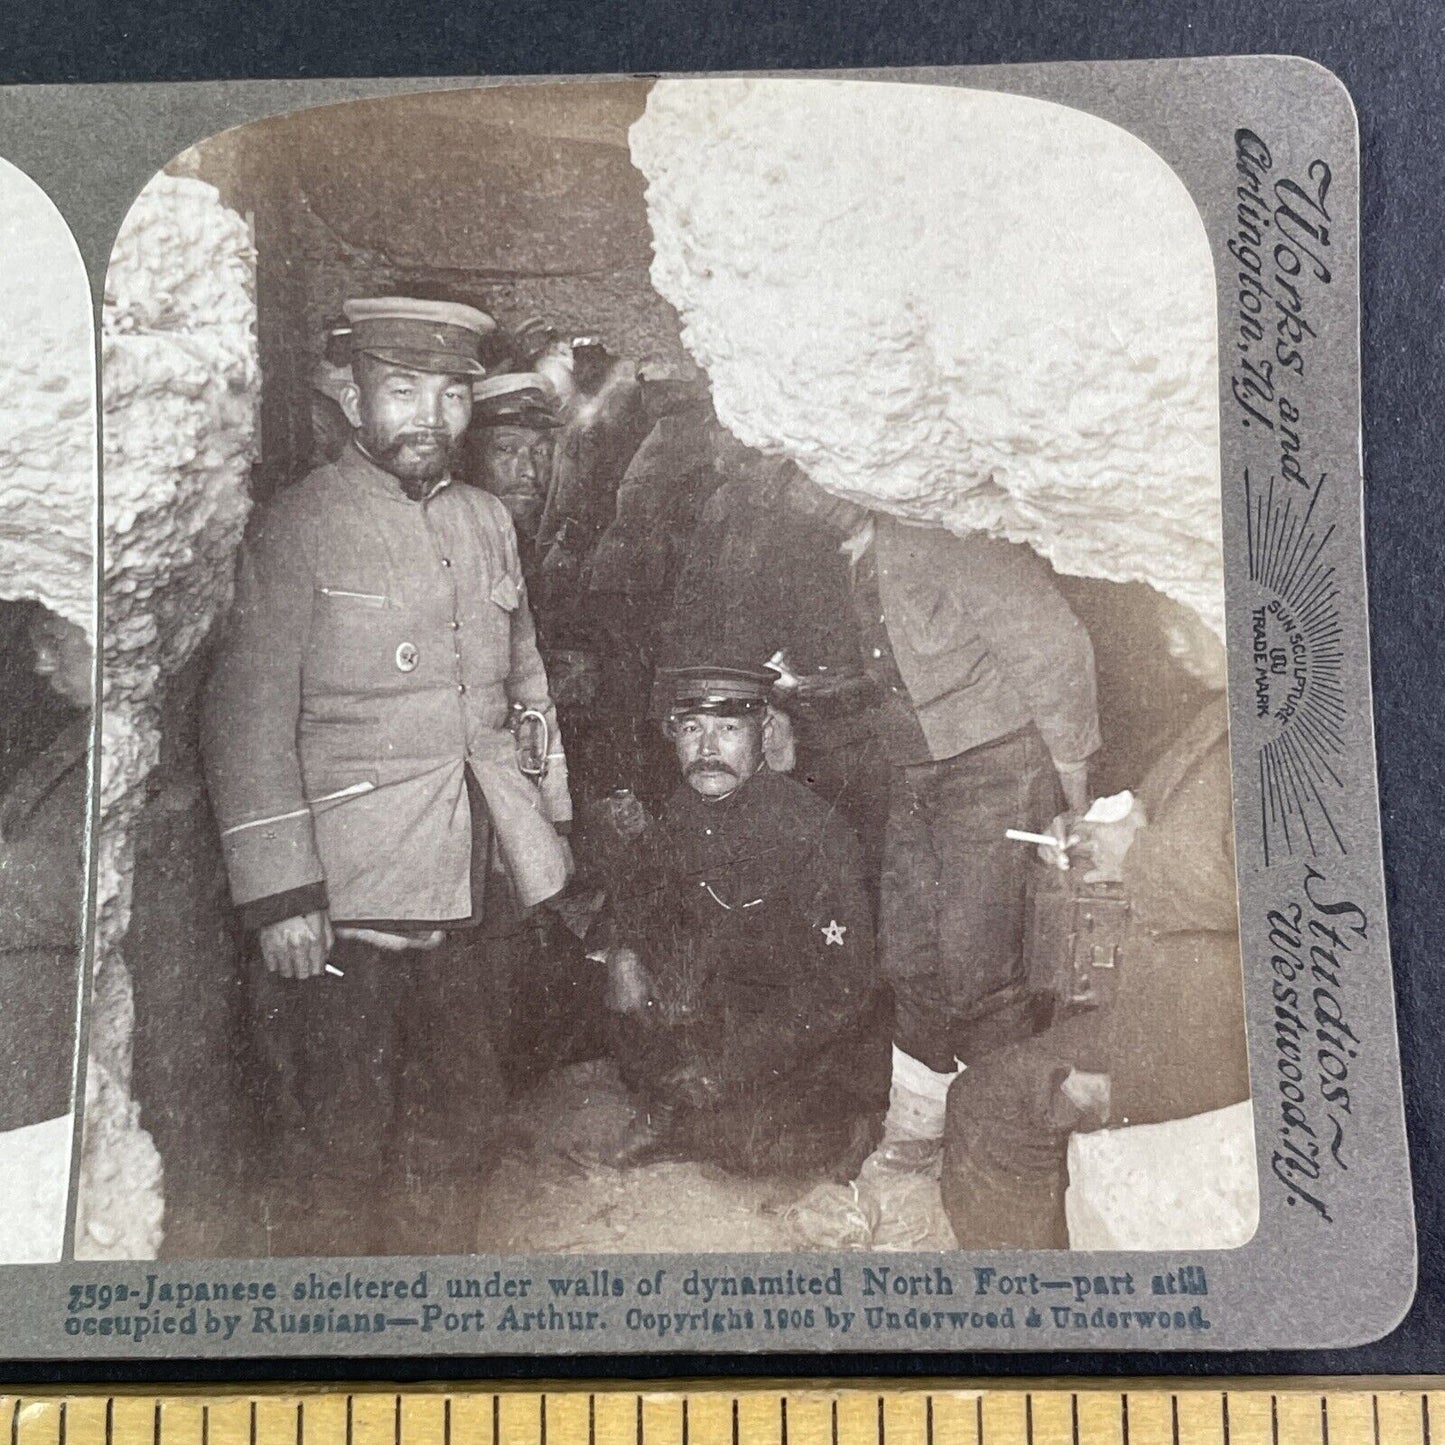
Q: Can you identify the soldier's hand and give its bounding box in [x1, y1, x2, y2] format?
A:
[259, 910, 333, 980]
[1036, 812, 1079, 871]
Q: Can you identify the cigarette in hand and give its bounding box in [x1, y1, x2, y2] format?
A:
[1005, 827, 1080, 872]
[1005, 828, 1079, 848]
[325, 963, 345, 977]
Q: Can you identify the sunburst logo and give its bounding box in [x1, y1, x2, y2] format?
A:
[1245, 470, 1346, 864]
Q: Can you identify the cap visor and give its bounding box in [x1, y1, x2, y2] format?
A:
[358, 346, 486, 377]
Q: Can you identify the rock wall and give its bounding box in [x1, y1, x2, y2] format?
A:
[630, 78, 1226, 634]
[77, 172, 258, 1258]
[0, 158, 95, 630]
[0, 158, 95, 1263]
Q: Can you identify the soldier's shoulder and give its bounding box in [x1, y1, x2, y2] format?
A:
[449, 480, 515, 532]
[758, 770, 847, 833]
[254, 463, 348, 532]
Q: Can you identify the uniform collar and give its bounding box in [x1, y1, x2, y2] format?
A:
[669, 766, 775, 822]
[338, 437, 454, 503]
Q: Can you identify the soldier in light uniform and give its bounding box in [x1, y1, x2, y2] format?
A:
[595, 665, 891, 1179]
[203, 297, 573, 1255]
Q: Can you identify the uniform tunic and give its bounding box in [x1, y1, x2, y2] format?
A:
[610, 769, 891, 1176]
[204, 440, 571, 928]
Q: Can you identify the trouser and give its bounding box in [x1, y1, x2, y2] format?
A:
[940, 947, 1250, 1248]
[880, 726, 1062, 1072]
[0, 948, 76, 1133]
[246, 931, 503, 1257]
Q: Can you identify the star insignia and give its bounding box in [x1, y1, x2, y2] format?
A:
[821, 919, 847, 947]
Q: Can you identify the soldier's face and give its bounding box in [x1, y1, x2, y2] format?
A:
[343, 361, 473, 492]
[479, 426, 548, 537]
[673, 712, 764, 799]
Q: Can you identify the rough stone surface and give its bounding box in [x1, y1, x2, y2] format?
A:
[631, 78, 1226, 635]
[0, 1116, 73, 1263]
[0, 159, 93, 1261]
[78, 172, 258, 1259]
[1066, 1101, 1259, 1249]
[0, 158, 95, 633]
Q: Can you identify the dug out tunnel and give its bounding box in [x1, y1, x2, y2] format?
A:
[99, 82, 1218, 1257]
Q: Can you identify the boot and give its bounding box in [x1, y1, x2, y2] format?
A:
[865, 1046, 962, 1175]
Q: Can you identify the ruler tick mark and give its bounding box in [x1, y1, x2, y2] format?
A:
[493, 1396, 500, 1445]
[105, 1397, 114, 1445]
[153, 1401, 161, 1445]
[1027, 1395, 1035, 1445]
[1070, 1396, 1079, 1445]
[295, 1404, 302, 1445]
[59, 1401, 67, 1445]
[251, 1402, 258, 1445]
[345, 1396, 352, 1445]
[394, 1396, 402, 1445]
[1372, 1397, 1380, 1445]
[1171, 1396, 1179, 1445]
[1123, 1394, 1131, 1445]
[1222, 1393, 1231, 1445]
[926, 1396, 934, 1445]
[1320, 1397, 1329, 1445]
[877, 1397, 884, 1445]
[202, 1405, 210, 1445]
[732, 1400, 739, 1445]
[444, 1400, 451, 1445]
[1271, 1396, 1279, 1445]
[682, 1399, 689, 1445]
[781, 1399, 788, 1445]
[589, 1397, 596, 1445]
[11, 1397, 20, 1445]
[831, 1400, 839, 1445]
[541, 1394, 547, 1445]
[976, 1396, 984, 1445]
[637, 1396, 644, 1445]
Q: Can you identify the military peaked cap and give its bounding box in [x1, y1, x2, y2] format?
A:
[342, 297, 495, 377]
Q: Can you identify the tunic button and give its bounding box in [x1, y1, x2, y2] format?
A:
[451, 620, 461, 630]
[872, 647, 883, 658]
[441, 557, 452, 568]
[457, 683, 467, 695]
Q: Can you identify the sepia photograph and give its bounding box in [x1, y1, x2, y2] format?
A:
[72, 75, 1260, 1266]
[0, 155, 95, 1265]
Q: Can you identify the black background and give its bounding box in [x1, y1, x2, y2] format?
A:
[2, 0, 1443, 1386]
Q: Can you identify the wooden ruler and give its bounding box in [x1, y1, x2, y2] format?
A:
[3, 1386, 1443, 1445]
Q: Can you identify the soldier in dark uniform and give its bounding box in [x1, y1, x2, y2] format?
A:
[594, 665, 891, 1179]
[465, 371, 561, 588]
[940, 596, 1247, 1247]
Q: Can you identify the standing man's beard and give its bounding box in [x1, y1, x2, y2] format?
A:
[365, 427, 458, 498]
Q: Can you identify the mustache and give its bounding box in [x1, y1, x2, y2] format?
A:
[686, 759, 738, 779]
[384, 430, 452, 452]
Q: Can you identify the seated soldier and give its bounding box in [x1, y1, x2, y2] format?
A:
[593, 664, 891, 1179]
[940, 594, 1248, 1247]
